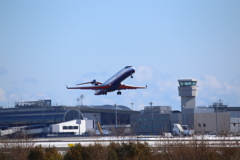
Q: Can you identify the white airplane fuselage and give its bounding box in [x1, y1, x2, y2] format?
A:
[94, 66, 135, 95]
[66, 66, 146, 95]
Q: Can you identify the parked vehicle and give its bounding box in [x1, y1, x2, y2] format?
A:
[172, 123, 194, 136]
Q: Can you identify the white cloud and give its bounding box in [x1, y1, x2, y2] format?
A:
[223, 82, 240, 96]
[10, 94, 18, 99]
[199, 75, 240, 96]
[199, 75, 222, 90]
[157, 80, 177, 92]
[134, 66, 153, 82]
[197, 75, 240, 105]
[0, 87, 7, 101]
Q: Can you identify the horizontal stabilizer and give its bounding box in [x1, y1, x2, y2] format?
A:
[77, 79, 102, 85]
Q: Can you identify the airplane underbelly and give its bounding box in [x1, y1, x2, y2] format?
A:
[94, 90, 105, 95]
[107, 85, 119, 91]
[94, 85, 119, 95]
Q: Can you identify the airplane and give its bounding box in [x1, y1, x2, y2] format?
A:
[66, 66, 147, 95]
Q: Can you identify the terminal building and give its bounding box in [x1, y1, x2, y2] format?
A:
[0, 100, 139, 136]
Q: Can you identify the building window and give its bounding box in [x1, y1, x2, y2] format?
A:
[198, 123, 201, 127]
[63, 126, 78, 130]
[203, 123, 206, 127]
[74, 126, 78, 129]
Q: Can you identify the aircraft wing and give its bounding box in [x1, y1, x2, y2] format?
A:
[66, 84, 111, 90]
[118, 84, 147, 90]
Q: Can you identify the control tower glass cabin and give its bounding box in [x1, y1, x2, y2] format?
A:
[178, 79, 198, 110]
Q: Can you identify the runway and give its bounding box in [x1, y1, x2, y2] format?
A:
[1, 135, 240, 150]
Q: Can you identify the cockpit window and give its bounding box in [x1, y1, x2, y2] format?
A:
[125, 66, 132, 69]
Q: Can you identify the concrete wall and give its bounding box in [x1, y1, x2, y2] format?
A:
[181, 97, 196, 109]
[193, 112, 230, 134]
[230, 118, 240, 133]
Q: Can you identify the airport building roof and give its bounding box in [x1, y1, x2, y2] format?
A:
[79, 105, 133, 111]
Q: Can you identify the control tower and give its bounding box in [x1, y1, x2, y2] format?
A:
[178, 79, 198, 126]
[178, 79, 198, 109]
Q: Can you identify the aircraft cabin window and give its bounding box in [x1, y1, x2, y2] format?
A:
[125, 66, 132, 69]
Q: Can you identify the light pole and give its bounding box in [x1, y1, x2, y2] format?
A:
[238, 111, 239, 134]
[216, 99, 221, 135]
[77, 94, 84, 135]
[131, 103, 134, 109]
[216, 103, 218, 135]
[41, 100, 45, 123]
[114, 104, 117, 129]
[149, 102, 153, 135]
[80, 94, 84, 106]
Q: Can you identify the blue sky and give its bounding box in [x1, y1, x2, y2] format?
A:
[0, 1, 240, 110]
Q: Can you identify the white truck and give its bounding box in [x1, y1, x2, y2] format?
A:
[182, 125, 194, 136]
[172, 124, 194, 136]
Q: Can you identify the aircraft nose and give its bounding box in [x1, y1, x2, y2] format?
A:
[131, 67, 135, 73]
